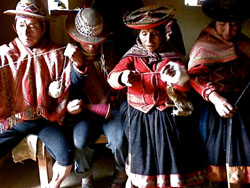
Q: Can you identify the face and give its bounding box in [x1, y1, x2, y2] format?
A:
[215, 21, 241, 41]
[15, 17, 45, 48]
[80, 42, 100, 54]
[139, 28, 162, 52]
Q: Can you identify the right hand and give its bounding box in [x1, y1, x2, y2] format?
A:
[121, 70, 137, 87]
[208, 91, 236, 118]
[64, 43, 84, 68]
[67, 99, 83, 115]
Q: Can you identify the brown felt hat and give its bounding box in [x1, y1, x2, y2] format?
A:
[202, 0, 250, 22]
[4, 0, 53, 21]
[123, 4, 175, 30]
[66, 8, 109, 45]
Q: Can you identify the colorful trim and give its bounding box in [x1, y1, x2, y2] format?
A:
[126, 164, 204, 188]
[206, 165, 250, 184]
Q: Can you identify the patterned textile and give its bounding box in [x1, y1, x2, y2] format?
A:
[205, 165, 250, 183]
[188, 24, 250, 70]
[0, 37, 73, 128]
[188, 24, 250, 100]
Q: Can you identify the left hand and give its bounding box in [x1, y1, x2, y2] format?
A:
[160, 63, 176, 77]
[160, 61, 189, 86]
[67, 99, 83, 115]
[64, 43, 84, 68]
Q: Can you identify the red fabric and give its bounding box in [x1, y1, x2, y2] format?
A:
[188, 25, 250, 100]
[82, 42, 123, 118]
[0, 38, 73, 127]
[108, 56, 189, 113]
[83, 103, 110, 118]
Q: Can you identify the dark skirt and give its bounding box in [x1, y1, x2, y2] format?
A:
[120, 102, 205, 188]
[199, 93, 250, 183]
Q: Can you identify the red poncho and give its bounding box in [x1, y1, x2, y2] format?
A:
[0, 38, 72, 128]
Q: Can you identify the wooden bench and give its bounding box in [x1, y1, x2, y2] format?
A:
[12, 134, 107, 188]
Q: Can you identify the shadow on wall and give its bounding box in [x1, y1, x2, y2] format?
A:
[0, 1, 19, 45]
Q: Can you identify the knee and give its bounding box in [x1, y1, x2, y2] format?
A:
[106, 133, 125, 152]
[73, 121, 90, 150]
[73, 136, 87, 150]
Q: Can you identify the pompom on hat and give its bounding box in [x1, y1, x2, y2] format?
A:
[123, 4, 175, 30]
[3, 0, 53, 21]
[202, 0, 250, 22]
[66, 8, 109, 45]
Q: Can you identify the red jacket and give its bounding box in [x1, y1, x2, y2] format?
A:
[108, 56, 189, 113]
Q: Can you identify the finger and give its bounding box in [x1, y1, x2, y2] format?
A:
[223, 106, 231, 115]
[64, 43, 76, 57]
[126, 83, 132, 87]
[161, 65, 169, 74]
[70, 105, 81, 112]
[225, 103, 234, 111]
[222, 107, 235, 118]
[168, 70, 176, 77]
[165, 64, 170, 70]
[71, 99, 81, 105]
[69, 108, 81, 115]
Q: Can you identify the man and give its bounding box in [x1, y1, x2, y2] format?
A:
[0, 0, 86, 188]
[65, 7, 127, 188]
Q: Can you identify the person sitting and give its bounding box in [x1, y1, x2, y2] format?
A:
[65, 7, 127, 188]
[188, 0, 250, 187]
[0, 0, 86, 187]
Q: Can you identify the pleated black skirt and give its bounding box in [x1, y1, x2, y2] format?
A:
[198, 93, 250, 183]
[120, 102, 205, 187]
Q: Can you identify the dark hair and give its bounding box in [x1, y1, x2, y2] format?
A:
[155, 24, 167, 41]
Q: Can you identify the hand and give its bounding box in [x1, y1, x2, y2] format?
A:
[208, 92, 236, 118]
[67, 99, 83, 115]
[64, 43, 84, 68]
[161, 63, 176, 77]
[121, 70, 137, 87]
[160, 61, 189, 86]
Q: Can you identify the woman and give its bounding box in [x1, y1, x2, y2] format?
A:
[188, 0, 250, 187]
[108, 4, 205, 188]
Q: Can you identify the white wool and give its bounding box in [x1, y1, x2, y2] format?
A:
[160, 61, 189, 86]
[48, 80, 63, 98]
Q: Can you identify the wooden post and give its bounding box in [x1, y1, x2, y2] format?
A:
[37, 140, 53, 188]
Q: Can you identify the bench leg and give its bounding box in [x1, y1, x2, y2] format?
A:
[37, 147, 53, 188]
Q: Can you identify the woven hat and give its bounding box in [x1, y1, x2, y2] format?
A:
[123, 4, 175, 30]
[202, 0, 250, 22]
[4, 0, 52, 21]
[66, 8, 109, 45]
